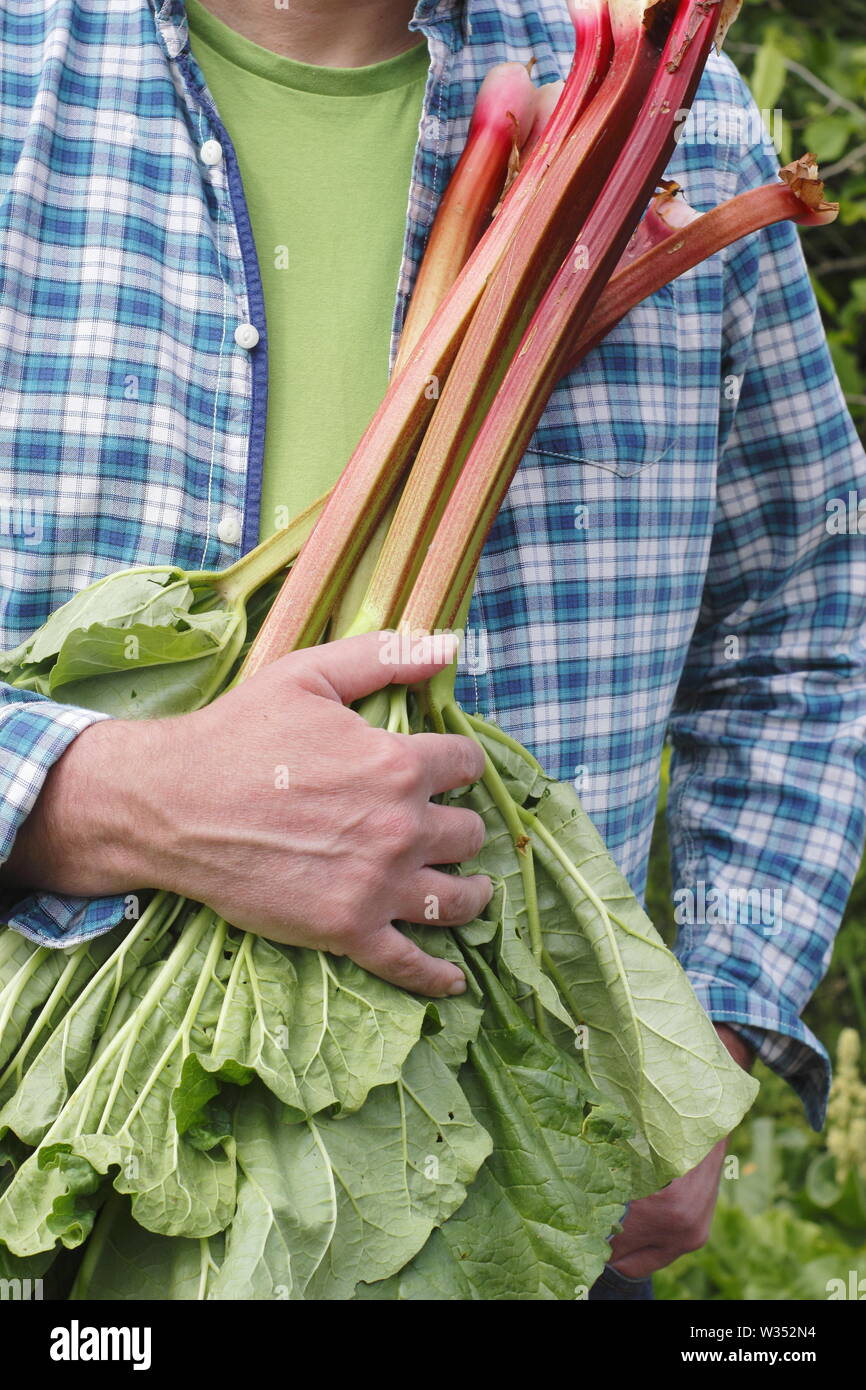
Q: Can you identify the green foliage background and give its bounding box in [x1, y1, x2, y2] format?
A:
[646, 4, 866, 1296]
[727, 0, 866, 429]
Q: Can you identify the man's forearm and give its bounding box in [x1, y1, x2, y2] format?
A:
[1, 718, 158, 898]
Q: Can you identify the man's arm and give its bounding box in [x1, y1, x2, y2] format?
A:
[666, 118, 866, 1129]
[609, 68, 866, 1279]
[1, 632, 493, 995]
[0, 685, 130, 943]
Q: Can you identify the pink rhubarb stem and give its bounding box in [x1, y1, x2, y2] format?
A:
[238, 0, 618, 676]
[399, 0, 729, 635]
[433, 165, 839, 633]
[394, 63, 538, 371]
[348, 0, 681, 638]
[565, 162, 837, 371]
[613, 178, 690, 269]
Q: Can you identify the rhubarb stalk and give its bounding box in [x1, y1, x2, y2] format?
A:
[239, 0, 648, 672]
[342, 0, 683, 639]
[396, 0, 730, 636]
[393, 63, 538, 372]
[409, 159, 836, 638]
[564, 160, 837, 372]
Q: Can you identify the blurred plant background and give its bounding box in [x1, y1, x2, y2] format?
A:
[644, 0, 866, 1302]
[726, 0, 866, 429]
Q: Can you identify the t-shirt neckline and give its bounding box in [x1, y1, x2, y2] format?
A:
[185, 0, 430, 96]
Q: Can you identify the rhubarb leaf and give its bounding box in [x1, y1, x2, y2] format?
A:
[0, 920, 238, 1254]
[69, 1197, 226, 1300]
[449, 765, 575, 1030]
[356, 959, 632, 1300]
[0, 937, 77, 1075]
[275, 946, 432, 1117]
[48, 610, 234, 692]
[209, 1036, 491, 1300]
[0, 905, 176, 1136]
[197, 933, 430, 1118]
[522, 768, 759, 1189]
[0, 568, 192, 672]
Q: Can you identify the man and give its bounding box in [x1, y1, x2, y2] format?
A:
[0, 0, 863, 1298]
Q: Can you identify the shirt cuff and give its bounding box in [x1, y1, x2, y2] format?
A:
[1, 888, 128, 947]
[0, 694, 127, 946]
[683, 969, 831, 1132]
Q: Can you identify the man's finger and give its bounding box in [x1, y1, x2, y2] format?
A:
[396, 730, 485, 795]
[420, 802, 487, 865]
[347, 923, 466, 997]
[397, 869, 493, 928]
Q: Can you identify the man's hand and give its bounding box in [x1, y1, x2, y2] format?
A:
[607, 1024, 755, 1279]
[3, 631, 493, 997]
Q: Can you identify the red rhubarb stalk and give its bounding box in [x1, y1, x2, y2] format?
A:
[397, 0, 730, 635]
[521, 79, 567, 161]
[344, 0, 682, 639]
[614, 178, 691, 268]
[409, 158, 835, 637]
[564, 161, 836, 372]
[394, 63, 538, 371]
[239, 0, 655, 672]
[521, 0, 615, 163]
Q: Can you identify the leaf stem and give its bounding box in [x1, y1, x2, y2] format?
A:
[441, 700, 546, 1034]
[212, 491, 330, 606]
[462, 709, 546, 772]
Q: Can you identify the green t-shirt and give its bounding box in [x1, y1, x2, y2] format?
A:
[185, 0, 428, 540]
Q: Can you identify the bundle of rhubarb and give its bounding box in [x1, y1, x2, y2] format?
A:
[0, 0, 838, 1299]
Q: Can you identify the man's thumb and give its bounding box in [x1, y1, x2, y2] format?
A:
[298, 629, 459, 705]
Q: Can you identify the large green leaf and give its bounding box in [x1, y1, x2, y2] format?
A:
[196, 931, 431, 1118]
[516, 768, 759, 1190]
[438, 711, 757, 1193]
[68, 1196, 225, 1300]
[48, 609, 233, 692]
[0, 899, 177, 1131]
[210, 1037, 491, 1300]
[73, 1027, 491, 1302]
[0, 568, 192, 674]
[265, 943, 431, 1116]
[0, 935, 80, 1075]
[357, 960, 632, 1300]
[0, 908, 445, 1260]
[0, 565, 246, 718]
[0, 1237, 56, 1287]
[0, 913, 238, 1254]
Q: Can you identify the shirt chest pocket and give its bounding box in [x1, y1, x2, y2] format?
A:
[528, 282, 680, 476]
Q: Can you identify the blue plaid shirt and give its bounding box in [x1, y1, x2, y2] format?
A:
[1, 0, 864, 1129]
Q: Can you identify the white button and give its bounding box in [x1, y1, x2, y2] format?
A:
[200, 138, 224, 166]
[217, 512, 242, 545]
[234, 322, 260, 350]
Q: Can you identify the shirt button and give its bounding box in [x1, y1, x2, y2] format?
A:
[200, 138, 224, 166]
[217, 512, 242, 545]
[234, 322, 260, 350]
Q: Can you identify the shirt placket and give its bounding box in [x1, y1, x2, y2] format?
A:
[147, 0, 268, 559]
[394, 2, 469, 362]
[149, 0, 468, 560]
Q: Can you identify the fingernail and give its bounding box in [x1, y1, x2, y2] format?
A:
[447, 975, 467, 996]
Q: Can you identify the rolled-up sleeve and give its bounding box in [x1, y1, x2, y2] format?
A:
[0, 686, 127, 945]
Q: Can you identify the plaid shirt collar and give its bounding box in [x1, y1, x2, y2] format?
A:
[147, 0, 475, 57]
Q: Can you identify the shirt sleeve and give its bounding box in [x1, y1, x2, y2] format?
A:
[667, 78, 866, 1131]
[0, 685, 127, 946]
